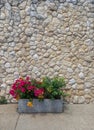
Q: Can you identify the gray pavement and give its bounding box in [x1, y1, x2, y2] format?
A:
[0, 104, 94, 130]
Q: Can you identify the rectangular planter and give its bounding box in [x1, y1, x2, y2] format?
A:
[18, 99, 64, 113]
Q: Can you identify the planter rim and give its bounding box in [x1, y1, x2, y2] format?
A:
[18, 99, 62, 101]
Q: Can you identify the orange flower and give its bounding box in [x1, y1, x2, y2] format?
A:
[27, 102, 33, 107]
[16, 95, 20, 101]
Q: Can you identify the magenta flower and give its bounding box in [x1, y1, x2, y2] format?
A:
[34, 88, 44, 97]
[26, 76, 30, 81]
[20, 88, 26, 93]
[27, 86, 35, 91]
[9, 89, 15, 96]
[12, 84, 17, 90]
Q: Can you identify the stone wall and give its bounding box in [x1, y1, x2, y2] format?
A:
[0, 0, 94, 103]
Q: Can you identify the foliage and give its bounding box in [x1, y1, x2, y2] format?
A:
[9, 76, 67, 101]
[41, 77, 66, 99]
[0, 96, 7, 104]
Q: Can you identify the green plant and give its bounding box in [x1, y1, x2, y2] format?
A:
[41, 77, 66, 99]
[0, 96, 7, 104]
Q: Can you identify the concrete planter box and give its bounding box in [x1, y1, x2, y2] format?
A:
[18, 99, 64, 113]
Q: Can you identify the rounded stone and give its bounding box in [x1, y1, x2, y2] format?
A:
[78, 96, 85, 104]
[25, 28, 33, 36]
[67, 68, 73, 73]
[73, 96, 78, 104]
[0, 12, 6, 20]
[84, 82, 92, 88]
[69, 79, 76, 85]
[5, 3, 11, 10]
[79, 72, 85, 79]
[72, 84, 77, 89]
[5, 63, 10, 68]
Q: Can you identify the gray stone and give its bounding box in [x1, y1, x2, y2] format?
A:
[33, 54, 39, 60]
[30, 4, 36, 11]
[19, 1, 27, 9]
[67, 68, 73, 73]
[84, 56, 92, 62]
[84, 89, 91, 94]
[0, 50, 4, 56]
[20, 61, 25, 67]
[9, 42, 15, 47]
[48, 3, 58, 11]
[0, 83, 6, 88]
[5, 63, 10, 68]
[30, 11, 37, 17]
[25, 6, 31, 15]
[6, 68, 14, 73]
[79, 72, 85, 79]
[12, 0, 19, 6]
[72, 84, 77, 89]
[59, 0, 66, 3]
[0, 13, 5, 20]
[78, 96, 85, 104]
[5, 3, 11, 10]
[32, 67, 39, 74]
[43, 16, 52, 27]
[66, 0, 78, 4]
[9, 51, 15, 57]
[84, 82, 92, 88]
[69, 79, 76, 85]
[25, 28, 33, 36]
[51, 45, 57, 51]
[73, 96, 78, 103]
[32, 0, 38, 4]
[78, 64, 84, 71]
[84, 39, 94, 46]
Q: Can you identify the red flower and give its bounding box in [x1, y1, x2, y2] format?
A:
[12, 84, 17, 90]
[34, 88, 44, 97]
[20, 80, 25, 86]
[9, 89, 15, 96]
[20, 88, 26, 93]
[26, 76, 30, 81]
[27, 86, 35, 91]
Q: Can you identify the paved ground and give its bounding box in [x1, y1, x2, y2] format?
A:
[0, 104, 94, 130]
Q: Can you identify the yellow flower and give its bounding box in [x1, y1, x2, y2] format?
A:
[27, 101, 33, 107]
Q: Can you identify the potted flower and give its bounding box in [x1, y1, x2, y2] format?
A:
[9, 76, 67, 113]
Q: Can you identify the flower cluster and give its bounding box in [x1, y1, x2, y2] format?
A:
[9, 76, 44, 101]
[9, 76, 66, 107]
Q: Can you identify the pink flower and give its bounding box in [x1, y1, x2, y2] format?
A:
[27, 86, 35, 91]
[9, 89, 15, 96]
[20, 81, 25, 86]
[34, 88, 44, 97]
[20, 88, 26, 93]
[26, 81, 31, 85]
[26, 76, 30, 81]
[17, 84, 22, 89]
[12, 84, 17, 90]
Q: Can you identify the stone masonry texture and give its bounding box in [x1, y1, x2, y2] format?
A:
[0, 0, 94, 103]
